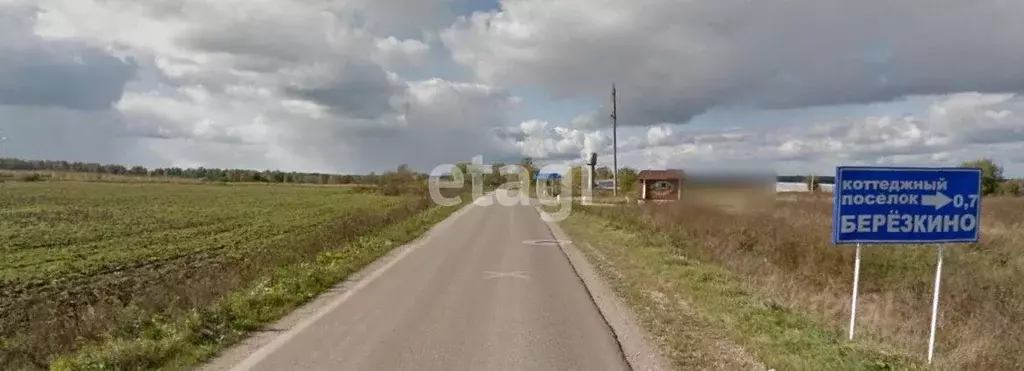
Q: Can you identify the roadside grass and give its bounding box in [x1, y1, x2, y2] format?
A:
[562, 212, 921, 371]
[0, 180, 467, 370]
[563, 188, 1024, 370]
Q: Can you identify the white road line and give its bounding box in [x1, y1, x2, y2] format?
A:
[483, 271, 530, 279]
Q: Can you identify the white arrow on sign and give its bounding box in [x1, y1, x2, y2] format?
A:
[921, 192, 952, 210]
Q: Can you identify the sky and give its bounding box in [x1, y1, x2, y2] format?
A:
[2, 0, 1024, 176]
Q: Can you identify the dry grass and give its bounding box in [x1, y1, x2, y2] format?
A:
[571, 188, 1024, 370]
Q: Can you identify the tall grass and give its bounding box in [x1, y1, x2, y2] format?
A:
[580, 190, 1024, 370]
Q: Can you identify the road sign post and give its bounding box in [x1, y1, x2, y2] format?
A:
[849, 243, 861, 340]
[928, 244, 945, 364]
[832, 166, 982, 363]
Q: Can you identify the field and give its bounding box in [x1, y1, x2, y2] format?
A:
[560, 188, 1024, 370]
[0, 180, 461, 370]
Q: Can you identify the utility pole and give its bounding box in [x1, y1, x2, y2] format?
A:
[611, 84, 618, 197]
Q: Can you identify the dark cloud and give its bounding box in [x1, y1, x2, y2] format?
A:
[283, 61, 402, 120]
[178, 11, 334, 64]
[0, 105, 155, 164]
[0, 6, 137, 110]
[494, 127, 527, 142]
[345, 0, 459, 39]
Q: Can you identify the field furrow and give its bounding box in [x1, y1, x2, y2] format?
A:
[0, 181, 441, 370]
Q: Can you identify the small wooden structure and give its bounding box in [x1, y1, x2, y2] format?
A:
[637, 169, 685, 201]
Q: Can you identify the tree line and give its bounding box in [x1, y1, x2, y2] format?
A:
[6, 156, 1016, 196]
[0, 158, 399, 185]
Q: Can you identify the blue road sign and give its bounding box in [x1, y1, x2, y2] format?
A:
[832, 166, 982, 244]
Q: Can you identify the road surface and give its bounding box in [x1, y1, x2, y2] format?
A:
[203, 195, 633, 371]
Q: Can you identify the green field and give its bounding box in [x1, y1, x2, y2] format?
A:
[0, 181, 456, 370]
[1, 182, 398, 285]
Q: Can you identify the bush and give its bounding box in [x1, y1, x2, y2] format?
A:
[960, 159, 1003, 196]
[999, 181, 1022, 196]
[19, 173, 43, 182]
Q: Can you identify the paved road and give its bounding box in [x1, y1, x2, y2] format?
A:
[205, 195, 631, 371]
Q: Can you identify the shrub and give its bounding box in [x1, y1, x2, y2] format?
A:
[19, 173, 43, 182]
[999, 180, 1022, 196]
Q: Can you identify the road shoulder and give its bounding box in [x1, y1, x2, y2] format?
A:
[538, 207, 675, 371]
[550, 209, 768, 371]
[556, 208, 934, 371]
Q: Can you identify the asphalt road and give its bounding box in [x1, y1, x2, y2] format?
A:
[204, 195, 632, 371]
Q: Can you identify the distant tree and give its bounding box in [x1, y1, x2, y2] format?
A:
[465, 162, 486, 190]
[570, 166, 584, 193]
[960, 158, 1003, 196]
[999, 180, 1022, 197]
[454, 163, 470, 182]
[806, 174, 820, 192]
[519, 157, 536, 180]
[488, 162, 507, 189]
[617, 167, 638, 193]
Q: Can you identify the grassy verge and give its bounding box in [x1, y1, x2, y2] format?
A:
[561, 208, 925, 371]
[569, 188, 1024, 370]
[48, 202, 464, 370]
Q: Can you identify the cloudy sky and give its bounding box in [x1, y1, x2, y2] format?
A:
[2, 0, 1024, 176]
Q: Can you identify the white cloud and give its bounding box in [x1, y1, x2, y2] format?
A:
[1, 0, 521, 173]
[443, 0, 1024, 127]
[509, 93, 1024, 175]
[5, 0, 1024, 177]
[372, 36, 430, 70]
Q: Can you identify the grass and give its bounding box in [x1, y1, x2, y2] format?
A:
[560, 188, 1024, 370]
[0, 180, 466, 370]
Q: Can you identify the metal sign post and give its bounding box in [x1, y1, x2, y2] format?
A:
[849, 243, 861, 340]
[928, 244, 945, 364]
[832, 166, 982, 362]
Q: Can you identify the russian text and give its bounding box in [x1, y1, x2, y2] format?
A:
[841, 179, 948, 192]
[838, 212, 977, 234]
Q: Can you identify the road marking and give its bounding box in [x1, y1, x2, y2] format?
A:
[222, 196, 486, 371]
[483, 271, 530, 279]
[522, 239, 573, 246]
